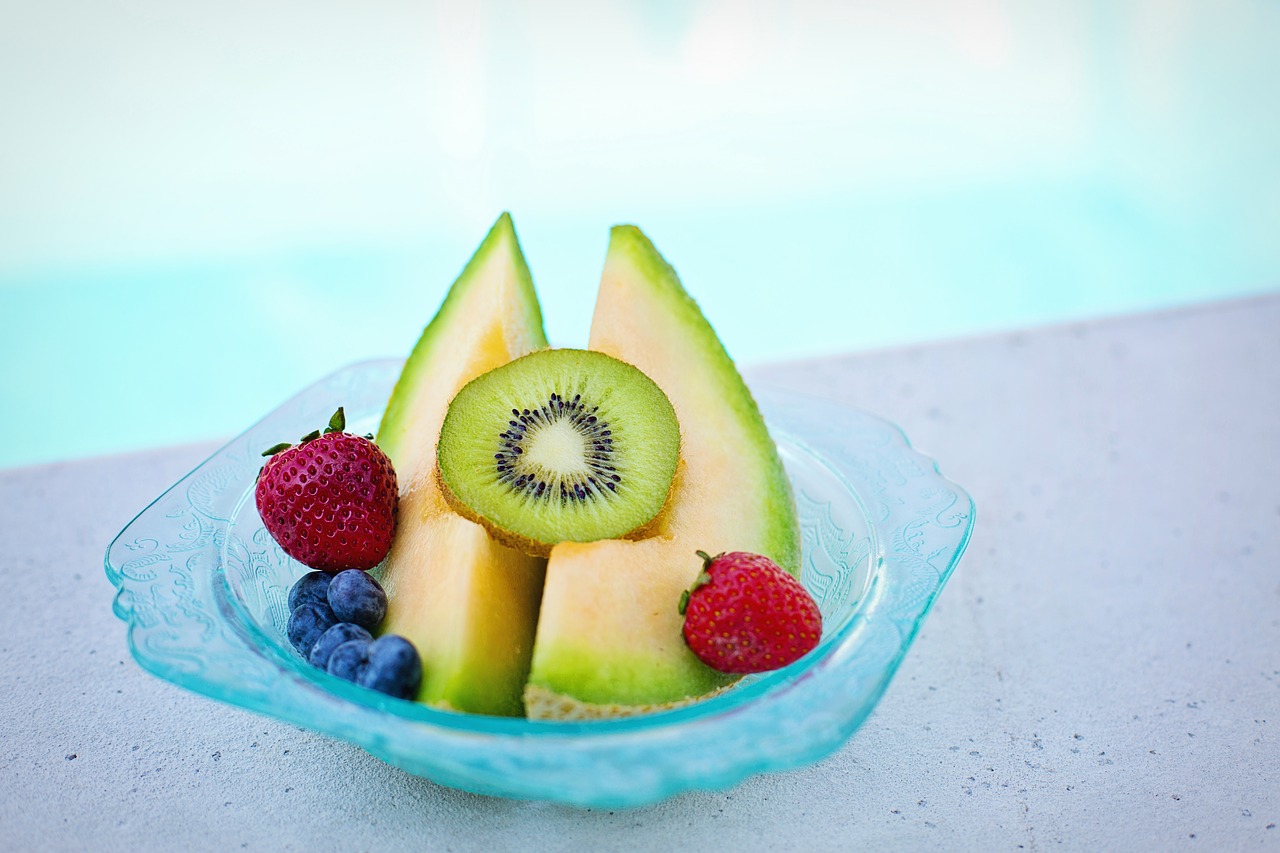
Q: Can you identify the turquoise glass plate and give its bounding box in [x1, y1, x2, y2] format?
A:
[105, 360, 974, 808]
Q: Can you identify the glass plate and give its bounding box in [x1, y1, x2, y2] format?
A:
[105, 360, 974, 808]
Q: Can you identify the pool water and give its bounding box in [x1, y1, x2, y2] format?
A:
[2, 1, 1278, 468]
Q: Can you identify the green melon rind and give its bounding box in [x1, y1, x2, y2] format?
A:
[377, 212, 548, 467]
[607, 224, 801, 575]
[530, 639, 736, 707]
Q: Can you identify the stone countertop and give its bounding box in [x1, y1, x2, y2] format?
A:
[2, 295, 1277, 851]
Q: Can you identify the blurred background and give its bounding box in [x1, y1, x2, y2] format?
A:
[2, 0, 1277, 468]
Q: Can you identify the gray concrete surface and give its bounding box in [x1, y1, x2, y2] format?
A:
[2, 295, 1278, 850]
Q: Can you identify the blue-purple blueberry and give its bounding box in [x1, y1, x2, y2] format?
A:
[308, 622, 373, 669]
[326, 639, 371, 682]
[357, 635, 422, 700]
[327, 570, 388, 629]
[287, 601, 337, 654]
[288, 571, 332, 611]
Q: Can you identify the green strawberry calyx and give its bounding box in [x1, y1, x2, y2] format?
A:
[678, 550, 720, 615]
[260, 406, 374, 458]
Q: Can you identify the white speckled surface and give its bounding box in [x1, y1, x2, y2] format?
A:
[2, 295, 1277, 850]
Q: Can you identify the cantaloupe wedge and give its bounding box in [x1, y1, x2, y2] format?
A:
[376, 213, 549, 716]
[524, 226, 801, 720]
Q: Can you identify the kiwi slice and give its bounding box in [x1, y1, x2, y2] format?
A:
[436, 349, 680, 556]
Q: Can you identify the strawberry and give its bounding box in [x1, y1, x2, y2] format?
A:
[255, 407, 398, 572]
[679, 550, 822, 674]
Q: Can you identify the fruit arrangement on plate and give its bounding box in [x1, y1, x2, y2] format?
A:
[105, 219, 974, 803]
[254, 214, 822, 719]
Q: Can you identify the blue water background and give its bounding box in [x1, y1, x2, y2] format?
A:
[2, 1, 1277, 468]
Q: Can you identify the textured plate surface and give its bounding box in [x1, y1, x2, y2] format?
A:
[106, 359, 973, 808]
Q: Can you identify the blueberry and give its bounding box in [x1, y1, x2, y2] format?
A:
[327, 570, 388, 629]
[288, 571, 332, 611]
[357, 635, 422, 700]
[326, 639, 371, 682]
[286, 601, 337, 654]
[308, 622, 373, 669]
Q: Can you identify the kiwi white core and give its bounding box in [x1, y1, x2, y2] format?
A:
[521, 418, 593, 483]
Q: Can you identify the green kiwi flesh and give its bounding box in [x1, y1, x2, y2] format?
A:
[436, 348, 680, 556]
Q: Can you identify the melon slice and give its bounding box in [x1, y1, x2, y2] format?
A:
[375, 213, 549, 716]
[524, 225, 801, 720]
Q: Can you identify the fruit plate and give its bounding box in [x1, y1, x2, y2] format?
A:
[105, 359, 974, 808]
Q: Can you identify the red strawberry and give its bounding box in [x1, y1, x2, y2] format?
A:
[255, 407, 398, 572]
[679, 550, 822, 674]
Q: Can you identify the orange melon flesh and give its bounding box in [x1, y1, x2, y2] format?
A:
[524, 226, 801, 719]
[375, 213, 548, 717]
